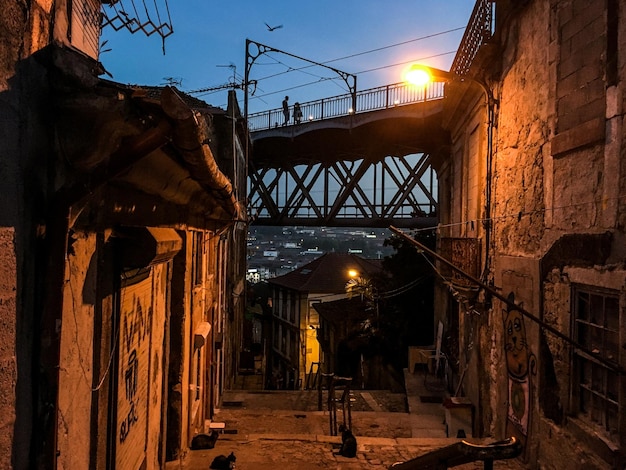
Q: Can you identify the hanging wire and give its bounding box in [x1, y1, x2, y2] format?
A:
[408, 192, 626, 234]
[92, 290, 121, 392]
[376, 274, 432, 300]
[251, 27, 465, 84]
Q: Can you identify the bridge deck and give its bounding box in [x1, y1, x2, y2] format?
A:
[251, 99, 448, 166]
[248, 80, 445, 132]
[247, 82, 449, 228]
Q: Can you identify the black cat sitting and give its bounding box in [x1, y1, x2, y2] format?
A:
[190, 430, 219, 450]
[338, 424, 357, 458]
[210, 451, 236, 469]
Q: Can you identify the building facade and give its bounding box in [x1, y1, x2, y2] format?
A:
[267, 253, 381, 390]
[1, 3, 246, 468]
[433, 0, 626, 468]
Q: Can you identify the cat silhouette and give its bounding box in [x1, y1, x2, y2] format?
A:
[338, 424, 357, 458]
[190, 430, 219, 450]
[210, 451, 236, 469]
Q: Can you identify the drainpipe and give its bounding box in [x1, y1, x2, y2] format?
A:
[465, 77, 497, 285]
[482, 82, 496, 285]
[160, 87, 240, 222]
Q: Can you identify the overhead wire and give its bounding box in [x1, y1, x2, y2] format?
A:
[402, 192, 626, 234]
[264, 53, 349, 94]
[199, 26, 464, 102]
[376, 274, 433, 300]
[251, 27, 465, 84]
[217, 50, 456, 106]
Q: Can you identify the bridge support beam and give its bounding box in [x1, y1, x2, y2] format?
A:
[248, 154, 438, 228]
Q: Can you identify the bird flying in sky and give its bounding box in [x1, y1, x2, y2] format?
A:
[264, 22, 283, 31]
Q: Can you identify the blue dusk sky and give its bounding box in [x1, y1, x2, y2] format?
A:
[100, 1, 475, 115]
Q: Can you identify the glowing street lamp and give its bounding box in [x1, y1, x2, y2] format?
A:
[348, 269, 359, 278]
[403, 64, 453, 86]
[407, 63, 497, 281]
[403, 64, 432, 87]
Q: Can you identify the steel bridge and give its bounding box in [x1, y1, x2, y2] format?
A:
[245, 0, 497, 229]
[247, 80, 450, 228]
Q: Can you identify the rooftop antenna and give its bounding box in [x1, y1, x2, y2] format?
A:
[162, 76, 183, 87]
[217, 63, 237, 86]
[188, 63, 245, 95]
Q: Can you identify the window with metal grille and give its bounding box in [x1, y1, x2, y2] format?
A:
[572, 286, 620, 442]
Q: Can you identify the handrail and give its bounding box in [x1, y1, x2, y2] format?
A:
[389, 437, 522, 469]
[247, 81, 446, 132]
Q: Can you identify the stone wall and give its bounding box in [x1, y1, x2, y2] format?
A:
[57, 232, 98, 468]
[440, 0, 626, 467]
[494, 0, 550, 257]
[0, 2, 57, 467]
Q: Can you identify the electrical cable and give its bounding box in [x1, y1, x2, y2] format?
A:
[197, 26, 464, 101]
[252, 27, 465, 84]
[405, 193, 626, 233]
[224, 50, 456, 108]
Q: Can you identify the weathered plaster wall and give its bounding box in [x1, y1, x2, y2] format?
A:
[57, 232, 97, 469]
[494, 0, 551, 257]
[445, 98, 485, 240]
[167, 233, 193, 461]
[541, 268, 571, 418]
[0, 229, 17, 469]
[189, 231, 210, 437]
[146, 262, 168, 470]
[0, 2, 57, 467]
[167, 229, 222, 460]
[0, 4, 30, 464]
[551, 146, 605, 231]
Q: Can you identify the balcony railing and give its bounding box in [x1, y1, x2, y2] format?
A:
[439, 237, 481, 287]
[247, 81, 445, 132]
[450, 0, 495, 76]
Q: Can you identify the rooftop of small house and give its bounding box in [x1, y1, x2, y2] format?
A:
[267, 253, 382, 293]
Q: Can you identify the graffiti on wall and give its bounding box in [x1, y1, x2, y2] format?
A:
[122, 295, 152, 353]
[502, 292, 536, 440]
[119, 294, 153, 444]
[116, 278, 153, 469]
[120, 350, 139, 443]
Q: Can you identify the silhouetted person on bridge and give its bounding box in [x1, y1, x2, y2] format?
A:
[293, 102, 302, 124]
[282, 96, 290, 126]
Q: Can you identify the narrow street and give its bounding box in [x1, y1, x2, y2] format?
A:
[166, 370, 527, 469]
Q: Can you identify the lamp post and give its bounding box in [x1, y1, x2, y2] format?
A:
[406, 64, 497, 284]
[244, 40, 357, 126]
[243, 40, 358, 201]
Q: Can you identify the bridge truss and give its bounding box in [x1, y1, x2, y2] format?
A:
[248, 153, 438, 228]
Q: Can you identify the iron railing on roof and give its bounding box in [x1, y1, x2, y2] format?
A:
[247, 81, 445, 132]
[450, 0, 495, 76]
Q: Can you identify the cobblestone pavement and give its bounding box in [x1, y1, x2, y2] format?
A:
[167, 434, 528, 470]
[165, 389, 528, 470]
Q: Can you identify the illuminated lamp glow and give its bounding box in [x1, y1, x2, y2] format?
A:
[403, 64, 432, 86]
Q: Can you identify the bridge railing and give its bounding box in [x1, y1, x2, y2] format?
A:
[247, 81, 446, 132]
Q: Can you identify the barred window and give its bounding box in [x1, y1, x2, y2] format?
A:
[573, 286, 620, 442]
